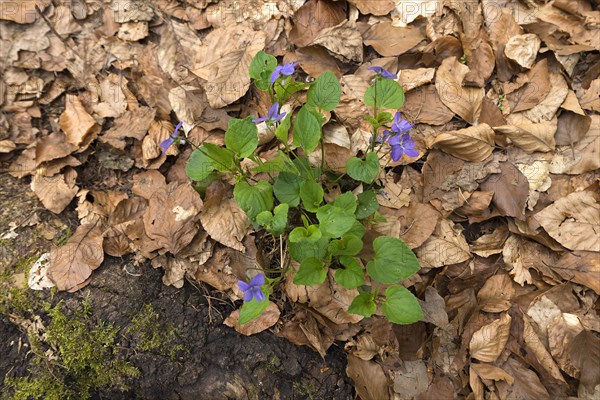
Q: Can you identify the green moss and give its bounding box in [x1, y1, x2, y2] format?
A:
[0, 256, 40, 316]
[293, 381, 316, 400]
[3, 300, 140, 400]
[125, 303, 185, 360]
[54, 228, 72, 247]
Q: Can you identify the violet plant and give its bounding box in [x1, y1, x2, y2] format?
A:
[184, 52, 423, 325]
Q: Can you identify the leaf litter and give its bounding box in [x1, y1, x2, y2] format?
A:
[1, 0, 599, 398]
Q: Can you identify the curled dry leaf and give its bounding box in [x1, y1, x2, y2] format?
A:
[31, 168, 78, 214]
[132, 170, 167, 200]
[200, 197, 248, 252]
[426, 124, 495, 162]
[363, 22, 424, 57]
[60, 94, 99, 149]
[479, 161, 529, 221]
[47, 223, 104, 291]
[420, 286, 449, 327]
[494, 123, 556, 153]
[522, 73, 569, 123]
[192, 23, 266, 108]
[346, 355, 391, 400]
[375, 204, 440, 249]
[469, 313, 511, 362]
[550, 115, 600, 175]
[99, 107, 156, 150]
[311, 20, 363, 64]
[435, 57, 484, 124]
[504, 34, 541, 69]
[505, 59, 550, 114]
[397, 68, 435, 92]
[548, 313, 584, 378]
[35, 132, 77, 166]
[477, 274, 514, 313]
[415, 219, 470, 268]
[294, 46, 342, 78]
[289, 0, 346, 47]
[554, 251, 600, 295]
[567, 330, 600, 392]
[535, 191, 600, 252]
[143, 182, 203, 254]
[522, 315, 567, 384]
[224, 302, 280, 336]
[469, 223, 509, 257]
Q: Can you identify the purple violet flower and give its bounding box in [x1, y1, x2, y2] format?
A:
[388, 133, 419, 161]
[368, 66, 397, 79]
[160, 121, 183, 154]
[391, 112, 413, 134]
[238, 273, 266, 302]
[252, 102, 286, 124]
[270, 62, 300, 83]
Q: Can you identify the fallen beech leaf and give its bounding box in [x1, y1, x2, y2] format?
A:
[311, 20, 363, 64]
[224, 302, 280, 336]
[420, 286, 448, 327]
[397, 68, 435, 92]
[505, 59, 550, 113]
[522, 72, 569, 123]
[192, 23, 265, 108]
[469, 313, 511, 362]
[494, 123, 556, 153]
[375, 204, 440, 249]
[477, 274, 514, 312]
[60, 94, 99, 149]
[548, 313, 584, 377]
[391, 0, 439, 27]
[403, 85, 454, 125]
[0, 140, 16, 153]
[479, 161, 529, 220]
[289, 0, 346, 47]
[550, 115, 600, 174]
[349, 0, 395, 16]
[99, 107, 156, 150]
[553, 251, 600, 295]
[143, 183, 203, 254]
[363, 22, 424, 57]
[35, 132, 77, 166]
[577, 78, 600, 112]
[471, 363, 514, 384]
[426, 124, 495, 162]
[469, 223, 509, 257]
[535, 191, 600, 252]
[497, 357, 550, 400]
[456, 191, 495, 219]
[200, 197, 248, 252]
[31, 168, 78, 214]
[295, 46, 342, 78]
[47, 223, 104, 291]
[435, 57, 484, 124]
[522, 315, 567, 384]
[568, 330, 600, 392]
[556, 111, 591, 146]
[504, 34, 541, 69]
[390, 360, 430, 398]
[346, 355, 391, 400]
[415, 219, 470, 268]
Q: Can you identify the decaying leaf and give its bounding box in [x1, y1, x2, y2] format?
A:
[311, 20, 363, 64]
[60, 94, 100, 149]
[415, 219, 470, 268]
[435, 57, 484, 124]
[192, 23, 266, 108]
[47, 223, 104, 291]
[469, 313, 511, 362]
[504, 34, 541, 69]
[375, 203, 440, 249]
[200, 197, 248, 253]
[224, 302, 281, 336]
[426, 124, 495, 162]
[143, 182, 203, 254]
[289, 0, 346, 47]
[346, 355, 391, 400]
[535, 191, 600, 252]
[363, 22, 424, 57]
[477, 274, 514, 313]
[494, 123, 556, 153]
[31, 168, 78, 214]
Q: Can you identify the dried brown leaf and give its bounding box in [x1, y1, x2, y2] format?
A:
[192, 23, 265, 108]
[480, 161, 529, 220]
[426, 124, 495, 162]
[375, 204, 440, 249]
[349, 0, 395, 16]
[363, 22, 424, 57]
[403, 85, 454, 125]
[553, 251, 600, 295]
[346, 355, 391, 400]
[47, 223, 104, 291]
[535, 191, 600, 252]
[469, 313, 511, 362]
[477, 274, 514, 313]
[294, 46, 342, 78]
[60, 94, 99, 149]
[550, 114, 600, 174]
[311, 20, 363, 64]
[289, 0, 346, 47]
[504, 34, 541, 69]
[31, 169, 78, 214]
[143, 183, 203, 254]
[224, 302, 280, 336]
[415, 219, 470, 268]
[435, 57, 484, 124]
[99, 107, 156, 150]
[200, 197, 248, 252]
[494, 123, 556, 153]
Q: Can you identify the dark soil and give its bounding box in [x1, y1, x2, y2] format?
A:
[0, 173, 354, 400]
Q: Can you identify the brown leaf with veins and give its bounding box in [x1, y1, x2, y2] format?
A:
[294, 46, 341, 78]
[200, 197, 248, 252]
[348, 0, 395, 16]
[415, 219, 470, 268]
[224, 302, 280, 336]
[477, 274, 514, 313]
[549, 313, 584, 377]
[143, 182, 203, 254]
[403, 85, 454, 125]
[494, 123, 556, 153]
[289, 0, 346, 48]
[505, 59, 551, 113]
[35, 132, 77, 166]
[375, 204, 440, 249]
[47, 223, 104, 291]
[346, 355, 391, 400]
[31, 168, 78, 214]
[311, 20, 363, 64]
[99, 107, 156, 150]
[550, 115, 600, 174]
[568, 330, 600, 392]
[469, 313, 511, 362]
[426, 124, 495, 162]
[504, 34, 541, 69]
[535, 190, 600, 252]
[480, 161, 529, 220]
[192, 23, 265, 108]
[435, 57, 484, 124]
[553, 251, 600, 295]
[363, 22, 424, 57]
[60, 94, 100, 149]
